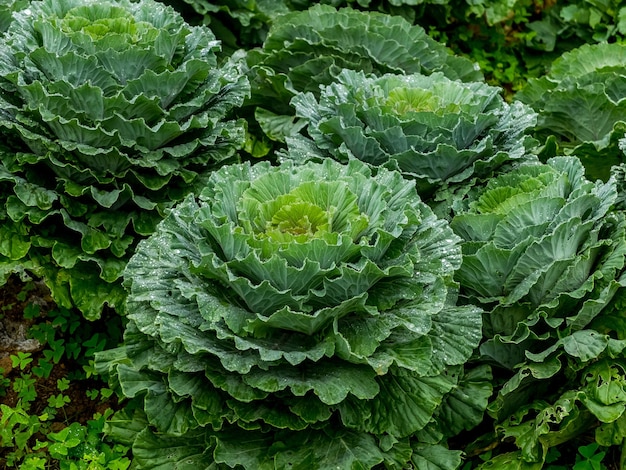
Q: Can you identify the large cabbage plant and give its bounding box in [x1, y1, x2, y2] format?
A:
[96, 157, 488, 469]
[516, 43, 626, 181]
[450, 157, 626, 467]
[291, 69, 537, 214]
[0, 0, 249, 318]
[243, 5, 482, 153]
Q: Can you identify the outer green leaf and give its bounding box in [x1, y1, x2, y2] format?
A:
[596, 412, 626, 447]
[213, 428, 276, 469]
[435, 365, 493, 438]
[0, 220, 30, 260]
[410, 444, 462, 470]
[561, 330, 609, 362]
[270, 428, 388, 470]
[132, 428, 213, 470]
[339, 367, 459, 438]
[243, 361, 380, 405]
[581, 359, 626, 422]
[254, 107, 306, 142]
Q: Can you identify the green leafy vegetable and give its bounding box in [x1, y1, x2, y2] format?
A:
[248, 4, 481, 94]
[291, 69, 537, 213]
[163, 1, 472, 54]
[96, 157, 486, 469]
[450, 156, 626, 466]
[516, 43, 626, 181]
[0, 0, 249, 318]
[243, 4, 482, 152]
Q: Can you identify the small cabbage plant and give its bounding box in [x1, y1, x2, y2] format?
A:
[292, 69, 537, 213]
[0, 0, 249, 318]
[96, 157, 488, 469]
[450, 156, 626, 466]
[516, 43, 626, 181]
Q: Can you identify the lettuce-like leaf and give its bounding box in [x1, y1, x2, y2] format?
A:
[0, 0, 249, 318]
[96, 157, 484, 468]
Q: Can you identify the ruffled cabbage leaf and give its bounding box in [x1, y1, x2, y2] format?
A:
[291, 69, 537, 214]
[96, 157, 486, 469]
[516, 43, 626, 181]
[0, 0, 28, 32]
[450, 156, 626, 466]
[0, 0, 249, 318]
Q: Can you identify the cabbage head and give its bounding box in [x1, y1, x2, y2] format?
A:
[292, 69, 537, 212]
[0, 0, 249, 318]
[450, 156, 626, 465]
[244, 4, 481, 152]
[96, 157, 487, 469]
[516, 43, 626, 181]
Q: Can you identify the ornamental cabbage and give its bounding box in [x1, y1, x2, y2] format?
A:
[292, 69, 537, 213]
[450, 156, 626, 466]
[516, 43, 626, 181]
[244, 5, 482, 151]
[96, 157, 487, 469]
[0, 0, 249, 318]
[166, 1, 469, 53]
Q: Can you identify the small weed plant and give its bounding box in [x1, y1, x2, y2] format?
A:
[0, 292, 127, 469]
